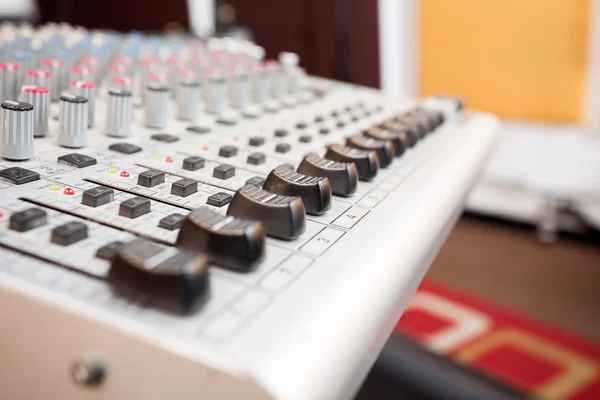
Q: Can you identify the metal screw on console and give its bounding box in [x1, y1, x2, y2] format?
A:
[70, 358, 106, 387]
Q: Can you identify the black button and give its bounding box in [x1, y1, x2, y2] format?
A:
[171, 179, 198, 197]
[177, 207, 265, 271]
[57, 153, 97, 168]
[246, 176, 265, 186]
[213, 164, 236, 180]
[95, 241, 125, 261]
[51, 221, 88, 246]
[186, 125, 211, 134]
[206, 192, 233, 207]
[158, 213, 186, 230]
[249, 137, 265, 146]
[247, 152, 266, 165]
[0, 167, 40, 185]
[319, 128, 330, 135]
[109, 143, 142, 154]
[137, 169, 165, 188]
[299, 135, 312, 143]
[227, 184, 306, 240]
[275, 143, 291, 153]
[108, 238, 210, 314]
[296, 122, 308, 129]
[119, 197, 151, 218]
[82, 186, 114, 207]
[219, 145, 238, 158]
[315, 115, 324, 123]
[216, 116, 238, 125]
[336, 121, 345, 128]
[297, 153, 358, 197]
[263, 165, 332, 215]
[151, 133, 179, 143]
[182, 156, 205, 171]
[9, 208, 47, 232]
[274, 129, 288, 137]
[331, 110, 339, 117]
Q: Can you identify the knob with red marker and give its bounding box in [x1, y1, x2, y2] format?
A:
[19, 85, 49, 137]
[26, 69, 51, 87]
[0, 62, 19, 101]
[70, 65, 94, 84]
[41, 59, 64, 101]
[71, 80, 97, 128]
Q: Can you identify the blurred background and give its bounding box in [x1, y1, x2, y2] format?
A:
[4, 0, 600, 399]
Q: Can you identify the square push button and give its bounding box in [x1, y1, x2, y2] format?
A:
[171, 179, 198, 197]
[82, 186, 114, 207]
[51, 221, 88, 246]
[119, 197, 151, 218]
[57, 153, 97, 168]
[137, 169, 165, 188]
[182, 156, 205, 171]
[0, 167, 40, 185]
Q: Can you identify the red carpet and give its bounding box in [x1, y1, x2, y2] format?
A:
[396, 280, 600, 399]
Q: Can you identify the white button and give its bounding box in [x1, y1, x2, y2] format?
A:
[259, 254, 313, 291]
[300, 227, 345, 256]
[332, 206, 369, 229]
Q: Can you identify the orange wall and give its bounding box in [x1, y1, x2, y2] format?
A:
[420, 0, 591, 122]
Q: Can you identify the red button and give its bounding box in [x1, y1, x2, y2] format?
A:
[165, 157, 174, 163]
[120, 171, 130, 177]
[63, 188, 75, 195]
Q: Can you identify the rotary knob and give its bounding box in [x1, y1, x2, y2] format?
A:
[176, 70, 201, 121]
[205, 68, 227, 115]
[41, 59, 65, 101]
[19, 85, 49, 138]
[144, 82, 170, 129]
[58, 93, 88, 148]
[26, 69, 51, 87]
[1, 100, 34, 160]
[105, 87, 133, 138]
[0, 62, 19, 101]
[71, 80, 97, 128]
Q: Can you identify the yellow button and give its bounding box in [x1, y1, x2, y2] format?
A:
[107, 167, 117, 174]
[49, 183, 61, 191]
[152, 154, 162, 159]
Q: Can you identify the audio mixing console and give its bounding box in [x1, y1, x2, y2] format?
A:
[0, 22, 501, 400]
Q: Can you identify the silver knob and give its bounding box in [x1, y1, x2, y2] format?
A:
[71, 80, 97, 128]
[230, 67, 250, 109]
[205, 69, 227, 115]
[70, 65, 94, 85]
[0, 62, 18, 101]
[278, 52, 302, 93]
[19, 85, 49, 138]
[12, 51, 34, 94]
[105, 87, 132, 138]
[110, 76, 135, 92]
[0, 100, 34, 160]
[176, 70, 201, 121]
[58, 93, 88, 148]
[265, 60, 285, 98]
[25, 69, 50, 87]
[250, 64, 268, 103]
[41, 58, 64, 102]
[144, 82, 170, 129]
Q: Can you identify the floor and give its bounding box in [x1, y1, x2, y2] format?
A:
[427, 215, 600, 342]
